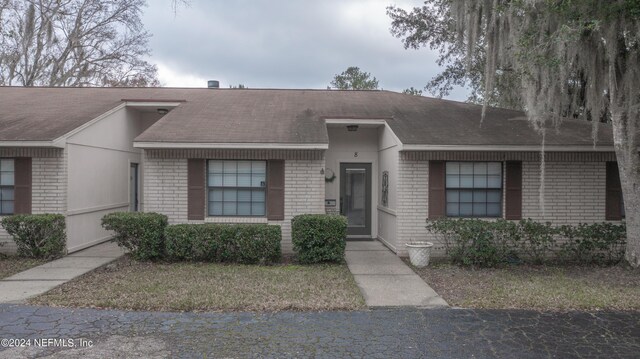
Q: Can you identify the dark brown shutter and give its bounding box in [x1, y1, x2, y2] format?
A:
[13, 157, 32, 214]
[428, 161, 446, 219]
[187, 159, 205, 220]
[267, 159, 285, 220]
[505, 161, 523, 220]
[606, 162, 623, 220]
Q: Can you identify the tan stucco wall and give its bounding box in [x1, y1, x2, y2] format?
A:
[64, 108, 161, 252]
[376, 125, 400, 251]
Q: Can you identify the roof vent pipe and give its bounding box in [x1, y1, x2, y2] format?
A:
[207, 80, 220, 89]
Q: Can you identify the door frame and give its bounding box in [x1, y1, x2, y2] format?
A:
[340, 162, 372, 238]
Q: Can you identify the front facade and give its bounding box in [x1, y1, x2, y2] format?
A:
[394, 152, 622, 255]
[0, 87, 624, 256]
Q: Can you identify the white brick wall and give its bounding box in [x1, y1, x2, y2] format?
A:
[32, 156, 67, 214]
[522, 161, 606, 223]
[396, 159, 429, 256]
[395, 159, 610, 257]
[0, 152, 67, 254]
[143, 158, 188, 223]
[280, 159, 326, 251]
[143, 157, 326, 253]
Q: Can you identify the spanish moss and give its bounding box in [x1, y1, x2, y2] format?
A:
[450, 0, 640, 266]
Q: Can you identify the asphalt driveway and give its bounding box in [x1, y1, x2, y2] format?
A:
[0, 304, 638, 358]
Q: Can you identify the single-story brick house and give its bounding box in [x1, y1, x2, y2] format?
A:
[0, 87, 624, 255]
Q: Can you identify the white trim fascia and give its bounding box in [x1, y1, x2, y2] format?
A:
[123, 101, 183, 108]
[0, 140, 64, 148]
[324, 119, 388, 126]
[377, 205, 397, 216]
[66, 202, 129, 217]
[401, 144, 617, 152]
[51, 103, 127, 145]
[383, 122, 403, 151]
[133, 142, 329, 150]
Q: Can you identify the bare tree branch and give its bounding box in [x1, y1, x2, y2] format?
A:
[0, 0, 158, 87]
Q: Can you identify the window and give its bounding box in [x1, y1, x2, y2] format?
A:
[207, 160, 266, 216]
[606, 162, 625, 220]
[446, 162, 502, 217]
[0, 159, 14, 215]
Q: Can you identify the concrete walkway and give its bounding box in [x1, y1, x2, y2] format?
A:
[0, 241, 124, 303]
[345, 240, 448, 308]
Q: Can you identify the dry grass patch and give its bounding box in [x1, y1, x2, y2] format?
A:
[407, 259, 640, 311]
[31, 256, 366, 312]
[0, 256, 46, 279]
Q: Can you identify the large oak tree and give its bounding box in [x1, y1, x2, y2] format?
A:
[396, 0, 639, 266]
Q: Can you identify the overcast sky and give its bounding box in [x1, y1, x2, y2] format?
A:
[142, 0, 468, 101]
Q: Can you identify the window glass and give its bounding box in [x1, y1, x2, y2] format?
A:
[207, 160, 267, 216]
[0, 159, 15, 215]
[0, 172, 13, 186]
[445, 162, 502, 217]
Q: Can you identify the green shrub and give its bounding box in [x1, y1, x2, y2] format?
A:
[426, 218, 517, 267]
[516, 219, 557, 264]
[427, 218, 627, 267]
[165, 224, 281, 264]
[558, 222, 626, 265]
[291, 214, 347, 264]
[101, 212, 168, 261]
[0, 214, 66, 258]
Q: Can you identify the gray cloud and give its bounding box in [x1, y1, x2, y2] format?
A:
[143, 0, 469, 100]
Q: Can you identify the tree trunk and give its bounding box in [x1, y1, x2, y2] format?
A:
[618, 151, 640, 267]
[610, 90, 640, 267]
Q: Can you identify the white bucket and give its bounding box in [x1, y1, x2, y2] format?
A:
[405, 242, 434, 268]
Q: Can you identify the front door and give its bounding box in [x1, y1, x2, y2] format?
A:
[340, 163, 372, 237]
[130, 163, 139, 212]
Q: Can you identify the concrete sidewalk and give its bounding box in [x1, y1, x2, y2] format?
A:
[0, 241, 124, 303]
[345, 241, 448, 308]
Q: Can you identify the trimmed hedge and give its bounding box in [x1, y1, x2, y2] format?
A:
[558, 222, 626, 264]
[164, 224, 281, 264]
[292, 214, 347, 264]
[1, 214, 66, 258]
[426, 218, 517, 267]
[101, 212, 168, 261]
[426, 218, 627, 267]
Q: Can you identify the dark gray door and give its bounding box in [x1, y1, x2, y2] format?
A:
[340, 163, 372, 237]
[130, 163, 139, 212]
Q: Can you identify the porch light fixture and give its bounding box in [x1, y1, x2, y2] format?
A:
[347, 125, 359, 132]
[157, 108, 169, 115]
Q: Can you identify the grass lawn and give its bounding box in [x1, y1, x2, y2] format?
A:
[0, 256, 47, 279]
[407, 259, 640, 311]
[30, 256, 366, 312]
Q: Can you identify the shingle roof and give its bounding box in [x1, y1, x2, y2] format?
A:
[0, 87, 615, 147]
